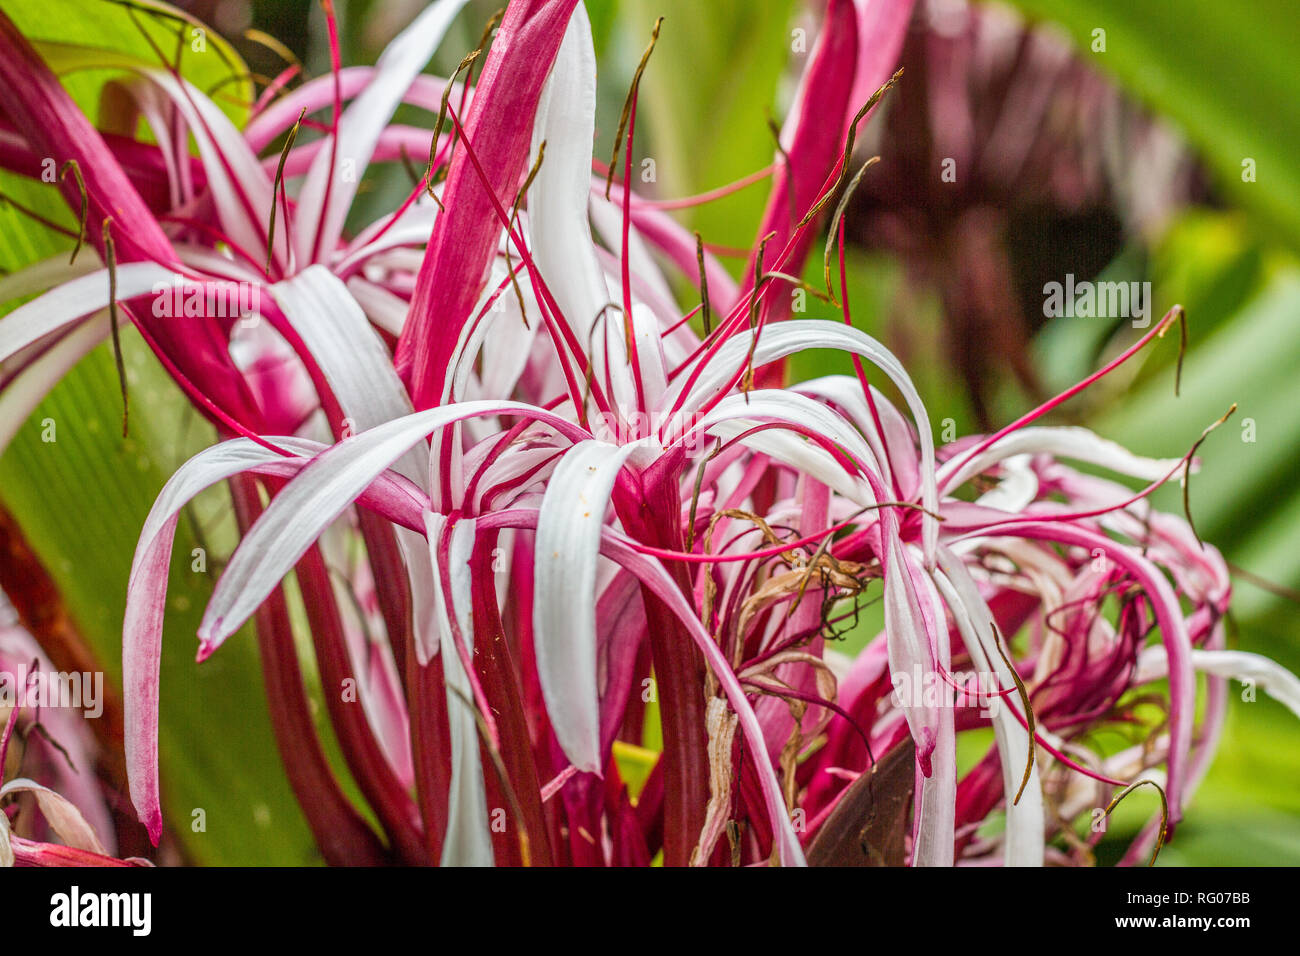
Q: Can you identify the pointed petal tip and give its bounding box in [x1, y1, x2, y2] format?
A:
[916, 727, 936, 777]
[573, 747, 602, 777]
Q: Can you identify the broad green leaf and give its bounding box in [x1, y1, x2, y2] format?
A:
[2, 0, 252, 121]
[0, 2, 320, 864]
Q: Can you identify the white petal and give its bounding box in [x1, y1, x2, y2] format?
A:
[0, 263, 171, 363]
[270, 265, 421, 482]
[938, 425, 1185, 494]
[533, 439, 640, 772]
[974, 453, 1039, 513]
[935, 547, 1045, 866]
[1137, 647, 1300, 719]
[696, 389, 886, 480]
[794, 374, 917, 493]
[528, 4, 610, 344]
[198, 401, 566, 650]
[665, 320, 938, 562]
[424, 513, 495, 866]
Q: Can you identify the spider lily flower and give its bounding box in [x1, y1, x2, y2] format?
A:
[1, 0, 1296, 869]
[0, 0, 481, 449]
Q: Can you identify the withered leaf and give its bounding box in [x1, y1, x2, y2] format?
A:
[806, 738, 916, 867]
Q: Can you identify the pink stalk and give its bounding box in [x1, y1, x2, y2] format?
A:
[229, 475, 389, 865]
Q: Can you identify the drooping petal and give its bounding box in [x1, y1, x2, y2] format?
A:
[534, 439, 640, 772]
[935, 547, 1045, 866]
[0, 254, 97, 306]
[197, 401, 583, 655]
[795, 374, 921, 496]
[424, 512, 495, 866]
[0, 778, 107, 855]
[123, 436, 324, 842]
[693, 390, 887, 481]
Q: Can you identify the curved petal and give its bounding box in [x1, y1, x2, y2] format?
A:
[937, 425, 1185, 494]
[665, 319, 938, 563]
[123, 436, 323, 842]
[1137, 647, 1300, 719]
[197, 401, 581, 655]
[0, 778, 106, 855]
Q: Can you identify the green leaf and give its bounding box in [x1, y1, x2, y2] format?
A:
[0, 1, 320, 864]
[3, 0, 252, 119]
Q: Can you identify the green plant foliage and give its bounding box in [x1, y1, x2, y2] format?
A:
[0, 0, 321, 864]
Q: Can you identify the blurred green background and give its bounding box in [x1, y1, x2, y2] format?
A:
[2, 0, 1296, 864]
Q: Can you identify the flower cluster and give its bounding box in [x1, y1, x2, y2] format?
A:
[0, 0, 1296, 867]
